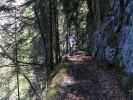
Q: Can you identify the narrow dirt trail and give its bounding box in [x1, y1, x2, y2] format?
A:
[52, 51, 127, 100]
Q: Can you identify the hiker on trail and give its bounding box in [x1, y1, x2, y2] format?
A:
[68, 34, 77, 52]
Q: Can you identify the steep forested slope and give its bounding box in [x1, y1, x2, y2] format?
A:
[0, 0, 133, 99]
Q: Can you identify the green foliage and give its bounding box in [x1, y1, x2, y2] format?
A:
[23, 6, 35, 18]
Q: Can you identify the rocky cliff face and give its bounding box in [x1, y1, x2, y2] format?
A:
[121, 1, 133, 74]
[88, 0, 133, 74]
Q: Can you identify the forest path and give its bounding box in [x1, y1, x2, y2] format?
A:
[51, 51, 127, 100]
[48, 51, 129, 100]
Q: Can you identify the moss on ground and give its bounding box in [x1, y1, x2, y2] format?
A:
[47, 63, 69, 100]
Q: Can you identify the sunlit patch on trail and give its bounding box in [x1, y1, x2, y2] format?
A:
[61, 73, 79, 87]
[63, 51, 94, 64]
